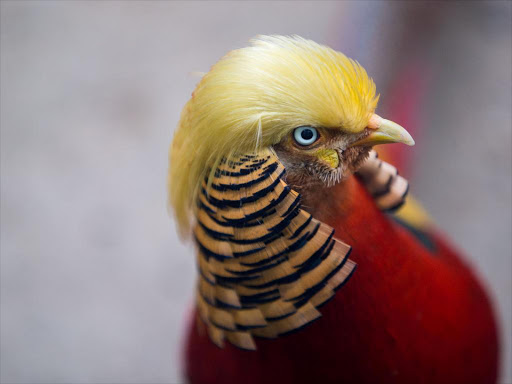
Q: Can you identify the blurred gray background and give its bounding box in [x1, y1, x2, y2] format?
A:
[1, 1, 510, 383]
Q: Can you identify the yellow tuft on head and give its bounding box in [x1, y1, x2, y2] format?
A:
[169, 35, 379, 235]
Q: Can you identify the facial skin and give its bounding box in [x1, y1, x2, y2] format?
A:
[273, 126, 372, 206]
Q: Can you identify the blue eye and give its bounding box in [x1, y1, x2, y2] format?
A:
[293, 126, 318, 146]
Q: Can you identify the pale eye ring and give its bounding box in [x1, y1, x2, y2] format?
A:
[293, 126, 318, 146]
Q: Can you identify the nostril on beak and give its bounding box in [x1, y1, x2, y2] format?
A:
[367, 114, 382, 130]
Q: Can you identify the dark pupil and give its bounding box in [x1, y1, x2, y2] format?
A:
[301, 129, 314, 140]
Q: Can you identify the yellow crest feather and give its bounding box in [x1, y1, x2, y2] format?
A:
[169, 35, 379, 235]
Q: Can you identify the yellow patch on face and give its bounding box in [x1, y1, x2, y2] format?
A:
[314, 149, 339, 169]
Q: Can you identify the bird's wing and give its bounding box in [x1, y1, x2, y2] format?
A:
[356, 150, 409, 212]
[194, 148, 356, 350]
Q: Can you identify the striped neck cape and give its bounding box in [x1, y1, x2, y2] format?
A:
[193, 149, 407, 350]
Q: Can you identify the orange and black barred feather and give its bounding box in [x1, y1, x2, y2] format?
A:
[356, 150, 409, 212]
[193, 149, 356, 350]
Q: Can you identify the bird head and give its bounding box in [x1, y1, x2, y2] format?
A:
[169, 35, 414, 235]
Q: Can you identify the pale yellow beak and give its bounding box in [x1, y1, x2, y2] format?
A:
[350, 114, 415, 147]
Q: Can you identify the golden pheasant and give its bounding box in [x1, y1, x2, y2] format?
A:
[168, 35, 498, 384]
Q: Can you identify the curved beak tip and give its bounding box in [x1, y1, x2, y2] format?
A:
[379, 118, 415, 146]
[403, 131, 415, 146]
[351, 117, 415, 148]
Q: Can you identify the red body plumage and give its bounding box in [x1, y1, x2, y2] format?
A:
[183, 176, 498, 384]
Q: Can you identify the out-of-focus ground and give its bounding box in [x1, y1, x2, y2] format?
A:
[1, 2, 510, 383]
